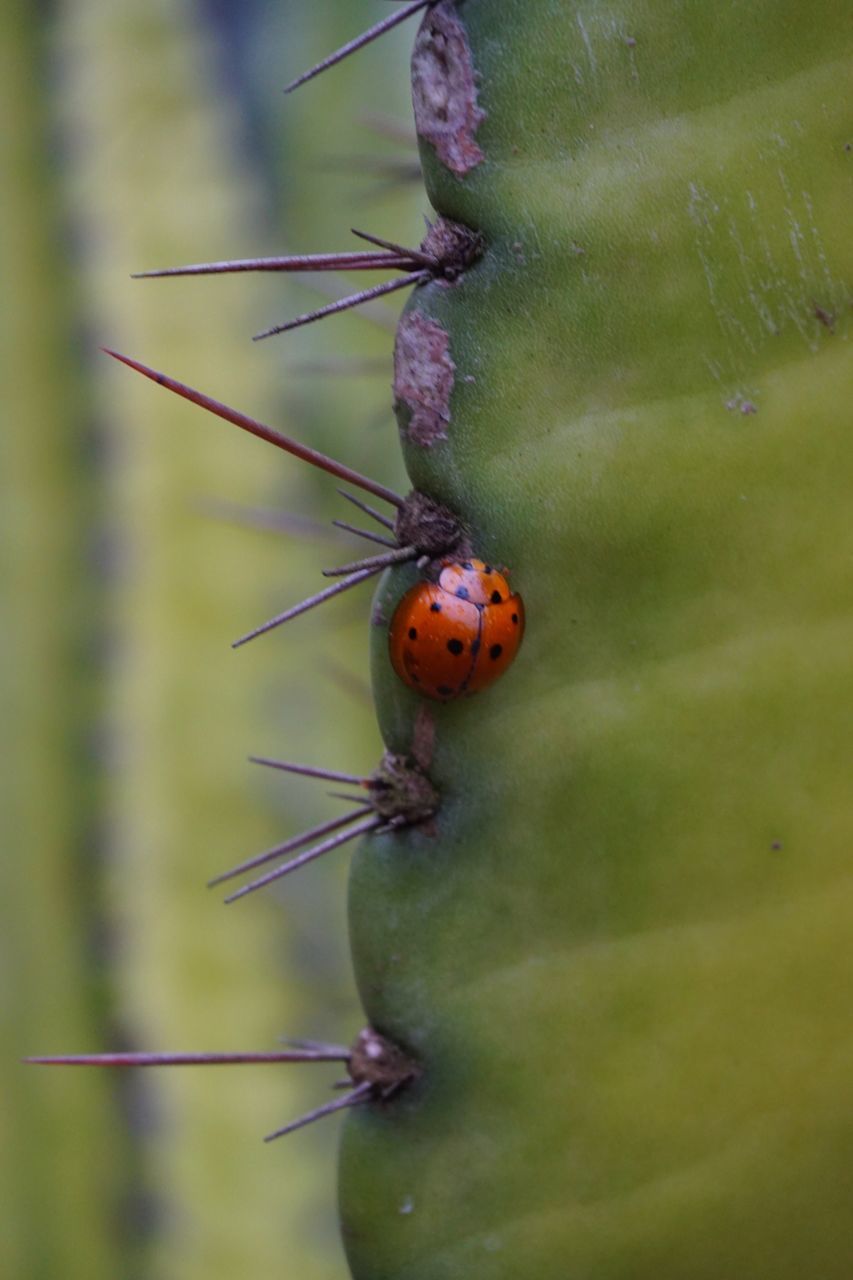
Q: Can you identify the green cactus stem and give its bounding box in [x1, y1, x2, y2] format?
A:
[344, 1, 853, 1277]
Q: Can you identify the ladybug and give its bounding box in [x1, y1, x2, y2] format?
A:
[389, 558, 525, 702]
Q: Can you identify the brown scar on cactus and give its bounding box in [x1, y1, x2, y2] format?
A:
[26, 1027, 420, 1144]
[395, 311, 456, 446]
[412, 0, 485, 176]
[205, 749, 440, 902]
[133, 217, 482, 341]
[103, 350, 469, 646]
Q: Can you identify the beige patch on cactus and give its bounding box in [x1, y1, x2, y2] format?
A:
[412, 0, 485, 175]
[394, 312, 456, 446]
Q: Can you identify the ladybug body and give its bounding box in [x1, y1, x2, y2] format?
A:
[389, 559, 524, 702]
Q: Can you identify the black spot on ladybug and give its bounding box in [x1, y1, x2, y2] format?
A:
[437, 685, 453, 697]
[484, 565, 493, 574]
[511, 613, 519, 625]
[455, 586, 470, 600]
[490, 644, 504, 661]
[430, 602, 442, 613]
[462, 561, 473, 571]
[447, 638, 464, 655]
[408, 627, 418, 640]
[490, 590, 502, 604]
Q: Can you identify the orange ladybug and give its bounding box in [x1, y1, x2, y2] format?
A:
[389, 559, 525, 702]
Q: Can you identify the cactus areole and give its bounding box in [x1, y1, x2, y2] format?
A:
[345, 1, 853, 1278]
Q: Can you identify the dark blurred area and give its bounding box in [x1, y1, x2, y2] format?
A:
[1, 2, 422, 1276]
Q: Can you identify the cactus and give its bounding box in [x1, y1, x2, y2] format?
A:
[23, 1, 853, 1278]
[342, 2, 853, 1277]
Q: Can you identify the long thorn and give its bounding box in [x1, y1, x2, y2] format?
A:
[207, 807, 372, 888]
[25, 1050, 349, 1068]
[133, 250, 417, 279]
[102, 350, 403, 509]
[323, 545, 417, 577]
[231, 565, 383, 649]
[338, 489, 396, 531]
[253, 271, 428, 341]
[284, 1, 432, 94]
[350, 228, 437, 266]
[332, 519, 397, 548]
[224, 815, 381, 904]
[248, 756, 368, 787]
[264, 1082, 373, 1142]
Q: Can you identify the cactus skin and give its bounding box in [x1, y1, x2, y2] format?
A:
[343, 2, 853, 1277]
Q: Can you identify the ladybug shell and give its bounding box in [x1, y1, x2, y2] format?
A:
[389, 559, 525, 702]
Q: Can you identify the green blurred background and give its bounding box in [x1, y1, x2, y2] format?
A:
[1, 2, 422, 1276]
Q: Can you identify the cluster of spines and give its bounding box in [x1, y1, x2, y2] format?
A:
[28, 1030, 420, 1143]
